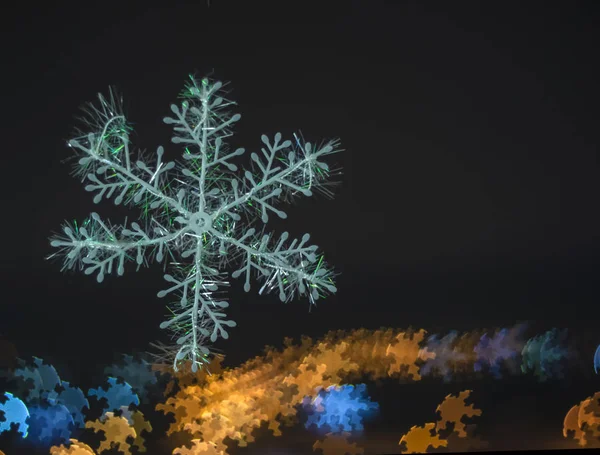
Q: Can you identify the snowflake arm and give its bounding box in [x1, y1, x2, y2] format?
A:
[211, 227, 337, 304]
[71, 134, 187, 215]
[212, 134, 341, 223]
[155, 243, 236, 373]
[50, 213, 184, 282]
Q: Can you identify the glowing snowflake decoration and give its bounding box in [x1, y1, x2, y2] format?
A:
[49, 76, 342, 373]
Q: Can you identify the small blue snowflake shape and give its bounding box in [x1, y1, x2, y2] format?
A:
[49, 76, 341, 373]
[304, 384, 379, 434]
[88, 377, 140, 413]
[0, 392, 30, 437]
[104, 354, 158, 403]
[26, 403, 74, 447]
[55, 381, 89, 429]
[14, 357, 61, 403]
[13, 362, 44, 402]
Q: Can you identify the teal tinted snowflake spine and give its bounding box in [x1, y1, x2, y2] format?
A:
[49, 76, 341, 373]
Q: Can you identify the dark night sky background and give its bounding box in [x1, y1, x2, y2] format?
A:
[2, 1, 600, 391]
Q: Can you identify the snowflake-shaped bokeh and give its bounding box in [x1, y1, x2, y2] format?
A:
[521, 328, 570, 381]
[304, 383, 379, 433]
[420, 331, 468, 382]
[88, 377, 140, 413]
[49, 76, 342, 373]
[473, 325, 526, 378]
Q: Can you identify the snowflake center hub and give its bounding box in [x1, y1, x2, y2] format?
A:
[187, 211, 212, 235]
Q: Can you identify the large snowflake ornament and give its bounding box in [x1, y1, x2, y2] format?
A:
[49, 76, 342, 373]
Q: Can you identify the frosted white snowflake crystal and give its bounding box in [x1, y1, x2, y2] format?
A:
[49, 76, 341, 372]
